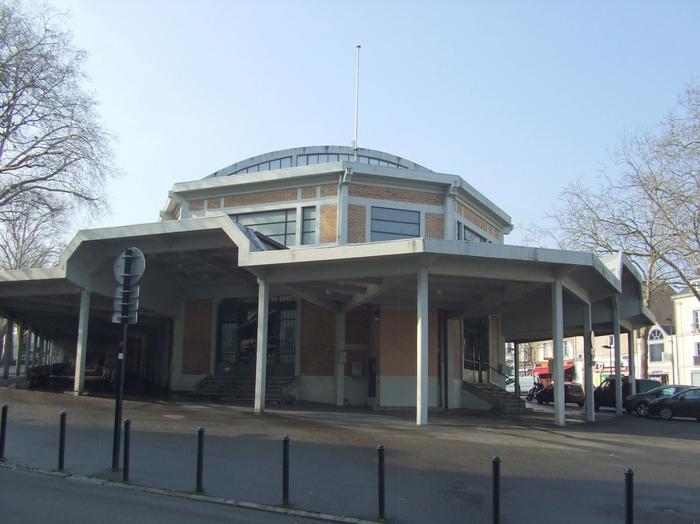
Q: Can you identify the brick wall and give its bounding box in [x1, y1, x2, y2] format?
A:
[425, 212, 444, 239]
[378, 307, 439, 377]
[348, 204, 366, 243]
[320, 183, 338, 197]
[455, 202, 503, 240]
[301, 301, 335, 375]
[181, 299, 212, 374]
[320, 204, 337, 243]
[349, 184, 443, 206]
[223, 188, 297, 207]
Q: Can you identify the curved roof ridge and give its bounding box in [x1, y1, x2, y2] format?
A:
[207, 145, 429, 179]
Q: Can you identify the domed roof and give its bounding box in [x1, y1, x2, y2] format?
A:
[207, 145, 429, 178]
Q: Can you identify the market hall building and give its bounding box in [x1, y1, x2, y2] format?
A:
[0, 146, 653, 426]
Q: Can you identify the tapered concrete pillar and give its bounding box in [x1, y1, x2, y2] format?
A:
[73, 290, 91, 395]
[2, 319, 13, 379]
[25, 329, 33, 379]
[583, 303, 595, 422]
[612, 295, 622, 416]
[552, 280, 565, 427]
[254, 278, 269, 413]
[334, 312, 346, 406]
[628, 330, 636, 395]
[416, 267, 429, 425]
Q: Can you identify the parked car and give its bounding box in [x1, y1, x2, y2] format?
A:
[647, 387, 700, 421]
[594, 377, 661, 411]
[535, 382, 585, 407]
[505, 375, 535, 395]
[624, 385, 694, 416]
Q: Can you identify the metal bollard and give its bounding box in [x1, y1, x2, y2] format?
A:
[625, 468, 634, 524]
[1, 404, 8, 461]
[58, 412, 66, 471]
[492, 456, 501, 524]
[282, 435, 290, 506]
[123, 418, 131, 482]
[377, 444, 386, 521]
[196, 427, 204, 493]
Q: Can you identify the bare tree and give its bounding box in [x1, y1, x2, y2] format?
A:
[0, 1, 115, 219]
[0, 199, 66, 268]
[525, 84, 700, 378]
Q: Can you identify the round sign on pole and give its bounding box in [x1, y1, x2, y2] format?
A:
[114, 247, 146, 284]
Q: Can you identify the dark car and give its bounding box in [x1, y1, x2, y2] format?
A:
[648, 387, 700, 421]
[624, 385, 694, 416]
[535, 383, 585, 407]
[594, 377, 661, 411]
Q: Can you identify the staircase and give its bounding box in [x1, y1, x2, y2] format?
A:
[192, 375, 295, 404]
[462, 382, 531, 415]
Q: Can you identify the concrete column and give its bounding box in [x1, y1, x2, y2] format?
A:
[25, 329, 33, 379]
[15, 326, 24, 377]
[73, 289, 91, 395]
[254, 278, 270, 413]
[552, 280, 565, 427]
[628, 330, 636, 395]
[2, 319, 13, 379]
[294, 299, 302, 377]
[583, 302, 595, 422]
[612, 295, 622, 416]
[416, 267, 429, 426]
[337, 174, 349, 245]
[444, 194, 456, 240]
[335, 312, 346, 406]
[513, 343, 520, 397]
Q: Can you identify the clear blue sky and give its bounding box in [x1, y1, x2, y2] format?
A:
[51, 0, 700, 245]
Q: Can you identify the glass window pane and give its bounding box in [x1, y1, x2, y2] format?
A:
[281, 157, 292, 168]
[303, 207, 315, 220]
[302, 232, 315, 245]
[318, 154, 328, 163]
[372, 207, 420, 224]
[269, 159, 281, 169]
[369, 158, 379, 166]
[371, 219, 420, 236]
[307, 155, 318, 165]
[296, 155, 307, 166]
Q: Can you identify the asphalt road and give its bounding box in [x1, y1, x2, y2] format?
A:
[1, 388, 699, 523]
[0, 468, 318, 524]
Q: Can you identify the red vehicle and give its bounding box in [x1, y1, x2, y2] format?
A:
[535, 382, 585, 407]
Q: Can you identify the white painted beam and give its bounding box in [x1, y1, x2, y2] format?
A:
[416, 267, 429, 425]
[254, 278, 270, 413]
[73, 290, 91, 395]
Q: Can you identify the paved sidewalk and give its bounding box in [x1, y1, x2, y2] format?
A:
[1, 388, 699, 523]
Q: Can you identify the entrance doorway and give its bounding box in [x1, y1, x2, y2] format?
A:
[216, 296, 296, 377]
[463, 317, 489, 383]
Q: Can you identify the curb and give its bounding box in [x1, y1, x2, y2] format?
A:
[0, 462, 378, 524]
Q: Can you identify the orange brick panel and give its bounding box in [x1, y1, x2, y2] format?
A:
[223, 188, 297, 207]
[426, 212, 444, 239]
[320, 204, 337, 243]
[348, 204, 366, 243]
[301, 186, 316, 199]
[349, 184, 443, 206]
[320, 183, 338, 197]
[189, 200, 204, 212]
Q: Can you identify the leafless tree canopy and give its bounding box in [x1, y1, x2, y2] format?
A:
[541, 85, 700, 304]
[0, 199, 65, 268]
[0, 1, 116, 269]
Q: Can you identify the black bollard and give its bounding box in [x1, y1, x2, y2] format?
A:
[492, 456, 501, 524]
[377, 444, 386, 521]
[0, 404, 7, 461]
[625, 468, 634, 524]
[58, 412, 66, 471]
[282, 435, 290, 506]
[196, 427, 204, 493]
[123, 418, 131, 482]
